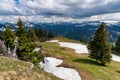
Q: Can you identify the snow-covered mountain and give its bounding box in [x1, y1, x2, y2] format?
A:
[0, 20, 120, 42]
[1, 13, 120, 42]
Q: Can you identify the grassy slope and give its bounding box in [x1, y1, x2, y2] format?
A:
[54, 36, 80, 43]
[36, 37, 120, 80]
[54, 36, 87, 45]
[0, 56, 60, 80]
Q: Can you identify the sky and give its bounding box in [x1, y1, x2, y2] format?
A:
[0, 0, 120, 22]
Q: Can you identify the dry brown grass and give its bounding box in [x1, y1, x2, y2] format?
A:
[0, 56, 60, 80]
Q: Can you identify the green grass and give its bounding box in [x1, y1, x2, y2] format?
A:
[0, 56, 60, 80]
[1, 36, 120, 80]
[38, 42, 120, 80]
[54, 36, 86, 45]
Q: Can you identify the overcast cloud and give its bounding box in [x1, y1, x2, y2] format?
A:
[0, 0, 120, 22]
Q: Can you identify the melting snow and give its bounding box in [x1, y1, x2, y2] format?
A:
[40, 57, 81, 80]
[43, 40, 120, 79]
[112, 54, 120, 62]
[59, 42, 89, 53]
[59, 42, 120, 62]
[33, 48, 41, 52]
[48, 40, 120, 62]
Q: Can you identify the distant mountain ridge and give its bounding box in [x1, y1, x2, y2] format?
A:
[0, 21, 120, 42]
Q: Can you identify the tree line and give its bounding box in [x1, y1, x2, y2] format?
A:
[0, 18, 54, 65]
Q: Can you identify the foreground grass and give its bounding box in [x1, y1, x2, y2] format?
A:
[0, 56, 60, 80]
[38, 42, 120, 80]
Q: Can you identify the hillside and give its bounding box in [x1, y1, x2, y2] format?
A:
[1, 0, 120, 80]
[36, 37, 120, 80]
[0, 56, 60, 80]
[1, 37, 120, 80]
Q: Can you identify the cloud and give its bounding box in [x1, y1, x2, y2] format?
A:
[0, 0, 120, 18]
[0, 0, 16, 14]
[1, 13, 120, 23]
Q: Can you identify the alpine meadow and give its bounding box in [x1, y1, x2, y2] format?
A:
[1, 0, 120, 80]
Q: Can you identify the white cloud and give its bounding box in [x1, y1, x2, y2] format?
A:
[0, 0, 16, 14]
[19, 0, 68, 10]
[0, 0, 120, 20]
[16, 0, 120, 17]
[1, 12, 120, 23]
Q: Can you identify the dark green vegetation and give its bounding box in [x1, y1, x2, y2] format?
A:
[0, 18, 54, 65]
[27, 27, 38, 42]
[115, 35, 120, 54]
[88, 23, 111, 65]
[2, 26, 15, 49]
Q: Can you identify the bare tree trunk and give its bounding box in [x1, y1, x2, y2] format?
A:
[8, 47, 11, 58]
[12, 45, 18, 59]
[12, 37, 18, 59]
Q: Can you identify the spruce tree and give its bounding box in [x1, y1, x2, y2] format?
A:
[88, 23, 111, 65]
[16, 17, 28, 46]
[27, 27, 38, 42]
[115, 35, 120, 54]
[2, 26, 15, 49]
[15, 18, 28, 59]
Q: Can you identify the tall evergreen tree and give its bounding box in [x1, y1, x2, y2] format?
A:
[115, 35, 120, 54]
[2, 26, 15, 49]
[16, 18, 26, 36]
[15, 18, 29, 59]
[27, 27, 38, 42]
[16, 17, 28, 46]
[88, 23, 111, 65]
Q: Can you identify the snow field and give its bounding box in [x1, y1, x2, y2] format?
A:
[40, 57, 81, 80]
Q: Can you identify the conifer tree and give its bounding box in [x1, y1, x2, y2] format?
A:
[16, 17, 28, 46]
[16, 18, 26, 36]
[115, 35, 120, 54]
[15, 18, 29, 59]
[88, 23, 111, 65]
[2, 26, 15, 49]
[27, 27, 38, 42]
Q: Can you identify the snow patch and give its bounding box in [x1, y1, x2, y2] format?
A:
[111, 54, 120, 62]
[59, 42, 120, 62]
[59, 42, 89, 53]
[48, 39, 120, 62]
[33, 48, 41, 52]
[40, 57, 81, 80]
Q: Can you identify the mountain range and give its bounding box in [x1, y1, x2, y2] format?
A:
[0, 20, 120, 42]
